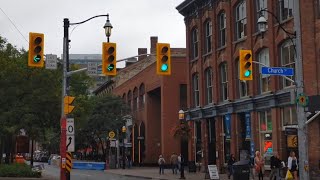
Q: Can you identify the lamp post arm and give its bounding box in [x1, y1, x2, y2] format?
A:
[252, 61, 295, 84]
[69, 14, 110, 26]
[260, 9, 296, 37]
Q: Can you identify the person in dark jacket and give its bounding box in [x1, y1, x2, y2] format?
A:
[227, 154, 236, 179]
[270, 152, 282, 180]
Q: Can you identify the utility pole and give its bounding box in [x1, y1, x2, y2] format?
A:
[293, 0, 309, 179]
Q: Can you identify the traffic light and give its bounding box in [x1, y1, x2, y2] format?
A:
[156, 43, 171, 75]
[64, 96, 75, 115]
[28, 32, 44, 68]
[102, 42, 117, 76]
[239, 50, 253, 81]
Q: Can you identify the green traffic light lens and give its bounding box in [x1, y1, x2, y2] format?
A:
[33, 55, 41, 63]
[107, 64, 114, 71]
[244, 70, 251, 77]
[161, 64, 168, 72]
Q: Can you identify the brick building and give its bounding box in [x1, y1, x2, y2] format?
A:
[94, 36, 188, 165]
[177, 0, 320, 178]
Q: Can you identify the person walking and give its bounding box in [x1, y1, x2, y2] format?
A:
[177, 154, 182, 172]
[255, 151, 265, 180]
[158, 155, 165, 175]
[227, 154, 236, 179]
[287, 151, 298, 180]
[170, 152, 179, 174]
[270, 152, 282, 180]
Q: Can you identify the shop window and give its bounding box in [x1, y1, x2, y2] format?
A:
[195, 121, 202, 164]
[259, 110, 272, 166]
[223, 115, 231, 163]
[281, 106, 297, 126]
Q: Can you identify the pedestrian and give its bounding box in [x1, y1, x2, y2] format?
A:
[177, 154, 182, 172]
[254, 151, 265, 180]
[227, 154, 236, 179]
[270, 152, 282, 180]
[158, 155, 165, 175]
[170, 152, 179, 174]
[287, 151, 298, 180]
[127, 154, 132, 168]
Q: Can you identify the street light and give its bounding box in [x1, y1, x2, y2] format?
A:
[178, 109, 185, 179]
[122, 125, 126, 169]
[60, 14, 112, 180]
[257, 7, 309, 180]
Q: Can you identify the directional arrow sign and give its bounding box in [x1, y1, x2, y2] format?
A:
[261, 67, 294, 76]
[66, 135, 75, 152]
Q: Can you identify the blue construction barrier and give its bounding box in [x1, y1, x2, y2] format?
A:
[72, 161, 105, 170]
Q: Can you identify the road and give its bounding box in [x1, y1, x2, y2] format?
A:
[37, 163, 141, 180]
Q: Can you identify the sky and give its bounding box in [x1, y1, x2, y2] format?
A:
[0, 0, 186, 67]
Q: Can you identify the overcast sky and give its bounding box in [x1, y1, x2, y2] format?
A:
[0, 0, 186, 67]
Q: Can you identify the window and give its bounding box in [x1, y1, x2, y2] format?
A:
[127, 90, 132, 110]
[195, 121, 202, 163]
[258, 48, 270, 93]
[281, 106, 297, 126]
[133, 87, 138, 111]
[204, 20, 212, 54]
[191, 28, 199, 59]
[259, 110, 273, 166]
[279, 0, 294, 21]
[205, 68, 213, 104]
[255, 0, 268, 31]
[218, 12, 226, 47]
[122, 93, 126, 102]
[317, 0, 320, 18]
[223, 114, 231, 163]
[139, 84, 145, 109]
[280, 40, 295, 88]
[193, 73, 200, 107]
[236, 60, 249, 97]
[220, 63, 228, 101]
[235, 1, 247, 40]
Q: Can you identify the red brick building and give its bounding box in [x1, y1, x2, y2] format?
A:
[177, 0, 320, 178]
[94, 37, 188, 165]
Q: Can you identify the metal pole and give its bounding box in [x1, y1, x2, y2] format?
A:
[293, 0, 309, 179]
[60, 18, 69, 180]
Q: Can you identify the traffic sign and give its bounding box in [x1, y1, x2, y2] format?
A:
[66, 135, 75, 152]
[87, 62, 98, 76]
[261, 67, 294, 76]
[109, 131, 115, 139]
[45, 54, 57, 69]
[66, 118, 74, 135]
[66, 152, 72, 172]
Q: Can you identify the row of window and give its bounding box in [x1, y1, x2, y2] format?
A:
[122, 84, 145, 111]
[191, 0, 295, 59]
[192, 40, 295, 106]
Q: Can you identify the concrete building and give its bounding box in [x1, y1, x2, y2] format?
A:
[176, 0, 320, 178]
[94, 36, 188, 165]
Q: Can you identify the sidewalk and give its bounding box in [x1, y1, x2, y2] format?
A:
[105, 167, 233, 180]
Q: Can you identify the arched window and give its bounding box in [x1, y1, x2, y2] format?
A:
[280, 40, 295, 88]
[127, 90, 132, 110]
[122, 93, 126, 103]
[258, 48, 270, 93]
[204, 20, 212, 54]
[192, 73, 200, 107]
[218, 12, 226, 47]
[220, 63, 228, 101]
[133, 87, 138, 111]
[139, 84, 145, 109]
[204, 68, 213, 104]
[191, 28, 199, 59]
[235, 1, 247, 40]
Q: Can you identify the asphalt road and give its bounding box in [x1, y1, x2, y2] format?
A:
[37, 163, 141, 180]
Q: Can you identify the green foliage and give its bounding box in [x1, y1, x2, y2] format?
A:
[0, 163, 41, 177]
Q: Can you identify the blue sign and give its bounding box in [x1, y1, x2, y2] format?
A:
[245, 112, 251, 140]
[261, 67, 294, 76]
[224, 114, 231, 141]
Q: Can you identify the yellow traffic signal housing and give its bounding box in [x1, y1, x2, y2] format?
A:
[28, 32, 44, 68]
[239, 50, 253, 81]
[102, 42, 117, 76]
[156, 43, 171, 75]
[64, 96, 75, 114]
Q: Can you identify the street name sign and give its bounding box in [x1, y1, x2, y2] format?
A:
[261, 67, 294, 76]
[45, 54, 57, 70]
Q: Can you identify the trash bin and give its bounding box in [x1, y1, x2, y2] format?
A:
[232, 160, 250, 180]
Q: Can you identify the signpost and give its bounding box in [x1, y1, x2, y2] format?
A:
[66, 118, 75, 152]
[87, 62, 98, 75]
[207, 165, 219, 179]
[45, 54, 57, 70]
[261, 67, 294, 76]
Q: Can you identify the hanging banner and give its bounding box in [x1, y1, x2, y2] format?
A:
[224, 114, 231, 141]
[250, 140, 255, 158]
[245, 112, 251, 140]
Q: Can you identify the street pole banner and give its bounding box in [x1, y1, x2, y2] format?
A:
[245, 112, 251, 140]
[224, 114, 231, 141]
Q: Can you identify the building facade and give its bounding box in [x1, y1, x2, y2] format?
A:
[94, 37, 188, 165]
[177, 0, 320, 178]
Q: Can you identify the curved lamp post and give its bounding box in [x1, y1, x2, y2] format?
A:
[178, 109, 186, 179]
[60, 14, 112, 180]
[257, 8, 308, 180]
